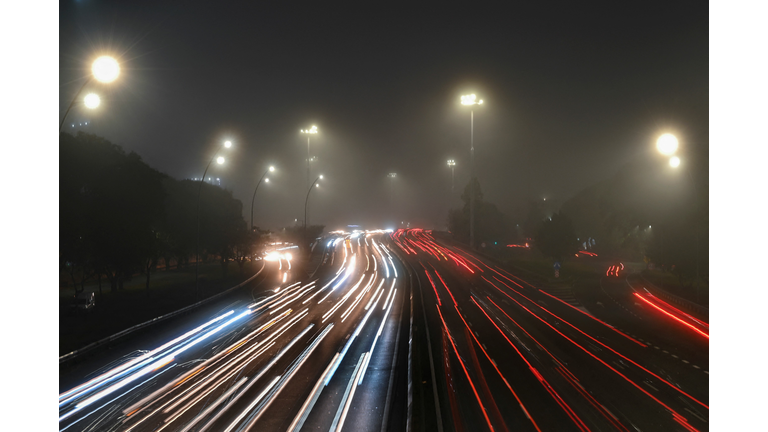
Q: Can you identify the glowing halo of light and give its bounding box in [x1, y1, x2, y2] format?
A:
[84, 93, 100, 109]
[92, 56, 120, 83]
[656, 133, 679, 155]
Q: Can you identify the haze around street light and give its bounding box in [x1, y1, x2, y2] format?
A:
[83, 93, 100, 109]
[657, 133, 679, 155]
[91, 56, 120, 83]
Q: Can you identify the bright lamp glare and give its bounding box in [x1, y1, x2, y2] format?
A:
[461, 94, 482, 106]
[656, 133, 679, 155]
[319, 175, 324, 179]
[224, 141, 232, 148]
[216, 156, 225, 165]
[265, 178, 269, 183]
[669, 156, 681, 168]
[301, 125, 318, 134]
[92, 56, 120, 83]
[269, 166, 275, 172]
[83, 93, 100, 109]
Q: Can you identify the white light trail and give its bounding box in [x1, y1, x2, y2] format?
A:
[360, 288, 397, 385]
[383, 279, 396, 310]
[286, 353, 340, 432]
[64, 310, 251, 419]
[60, 311, 235, 405]
[365, 278, 385, 311]
[324, 291, 382, 385]
[323, 274, 366, 322]
[221, 376, 281, 432]
[175, 377, 248, 432]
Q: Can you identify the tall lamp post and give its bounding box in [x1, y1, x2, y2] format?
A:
[447, 159, 456, 192]
[301, 126, 318, 190]
[195, 140, 232, 300]
[60, 56, 120, 131]
[388, 173, 397, 219]
[251, 166, 275, 232]
[461, 94, 483, 249]
[304, 175, 323, 249]
[657, 133, 701, 303]
[301, 125, 318, 231]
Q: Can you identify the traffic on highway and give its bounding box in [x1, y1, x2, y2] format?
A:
[58, 228, 709, 432]
[59, 230, 408, 432]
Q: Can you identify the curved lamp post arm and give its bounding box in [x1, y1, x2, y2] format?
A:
[250, 169, 269, 232]
[195, 144, 226, 300]
[59, 76, 93, 132]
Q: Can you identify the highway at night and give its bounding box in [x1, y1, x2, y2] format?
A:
[59, 231, 409, 432]
[394, 229, 708, 432]
[58, 228, 708, 431]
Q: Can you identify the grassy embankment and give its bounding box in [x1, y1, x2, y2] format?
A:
[59, 260, 263, 355]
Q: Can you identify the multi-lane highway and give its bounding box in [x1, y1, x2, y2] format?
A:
[59, 231, 410, 432]
[59, 228, 708, 431]
[393, 228, 708, 432]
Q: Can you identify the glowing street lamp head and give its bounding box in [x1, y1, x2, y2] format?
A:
[316, 183, 319, 187]
[216, 156, 225, 165]
[388, 173, 397, 178]
[301, 125, 318, 134]
[447, 159, 456, 167]
[92, 56, 120, 83]
[265, 178, 270, 183]
[461, 94, 483, 106]
[319, 174, 324, 179]
[224, 140, 232, 148]
[656, 133, 678, 155]
[83, 93, 100, 109]
[669, 156, 681, 168]
[269, 166, 275, 172]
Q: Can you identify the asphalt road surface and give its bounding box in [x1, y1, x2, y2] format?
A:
[59, 231, 410, 432]
[394, 228, 708, 432]
[59, 228, 708, 432]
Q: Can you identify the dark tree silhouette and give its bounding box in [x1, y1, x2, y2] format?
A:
[448, 179, 509, 246]
[60, 132, 250, 297]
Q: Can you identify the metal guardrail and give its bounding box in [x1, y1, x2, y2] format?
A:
[59, 261, 266, 365]
[636, 275, 709, 320]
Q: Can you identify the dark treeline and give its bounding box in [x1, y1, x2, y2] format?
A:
[448, 151, 709, 288]
[60, 132, 256, 296]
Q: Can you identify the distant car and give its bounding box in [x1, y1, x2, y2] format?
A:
[606, 262, 624, 278]
[71, 292, 96, 312]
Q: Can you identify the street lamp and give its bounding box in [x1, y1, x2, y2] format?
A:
[195, 139, 232, 300]
[300, 125, 318, 190]
[304, 175, 323, 249]
[447, 159, 456, 192]
[656, 133, 679, 155]
[388, 173, 397, 217]
[655, 133, 701, 303]
[83, 93, 101, 109]
[60, 55, 121, 131]
[461, 93, 483, 248]
[251, 165, 275, 232]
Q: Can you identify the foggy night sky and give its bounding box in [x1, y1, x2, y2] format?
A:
[58, 1, 708, 231]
